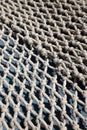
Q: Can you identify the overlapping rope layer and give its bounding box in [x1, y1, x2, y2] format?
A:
[0, 0, 87, 130]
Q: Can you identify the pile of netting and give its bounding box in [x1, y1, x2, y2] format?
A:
[0, 0, 87, 130]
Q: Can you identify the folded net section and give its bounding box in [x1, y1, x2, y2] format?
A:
[0, 0, 87, 130]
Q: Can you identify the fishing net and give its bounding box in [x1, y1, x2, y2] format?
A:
[0, 0, 87, 130]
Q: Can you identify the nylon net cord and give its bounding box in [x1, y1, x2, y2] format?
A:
[0, 0, 87, 130]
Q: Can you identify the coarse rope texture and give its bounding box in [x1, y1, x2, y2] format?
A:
[0, 0, 87, 130]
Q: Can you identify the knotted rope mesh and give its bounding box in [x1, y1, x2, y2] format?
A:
[0, 0, 87, 130]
